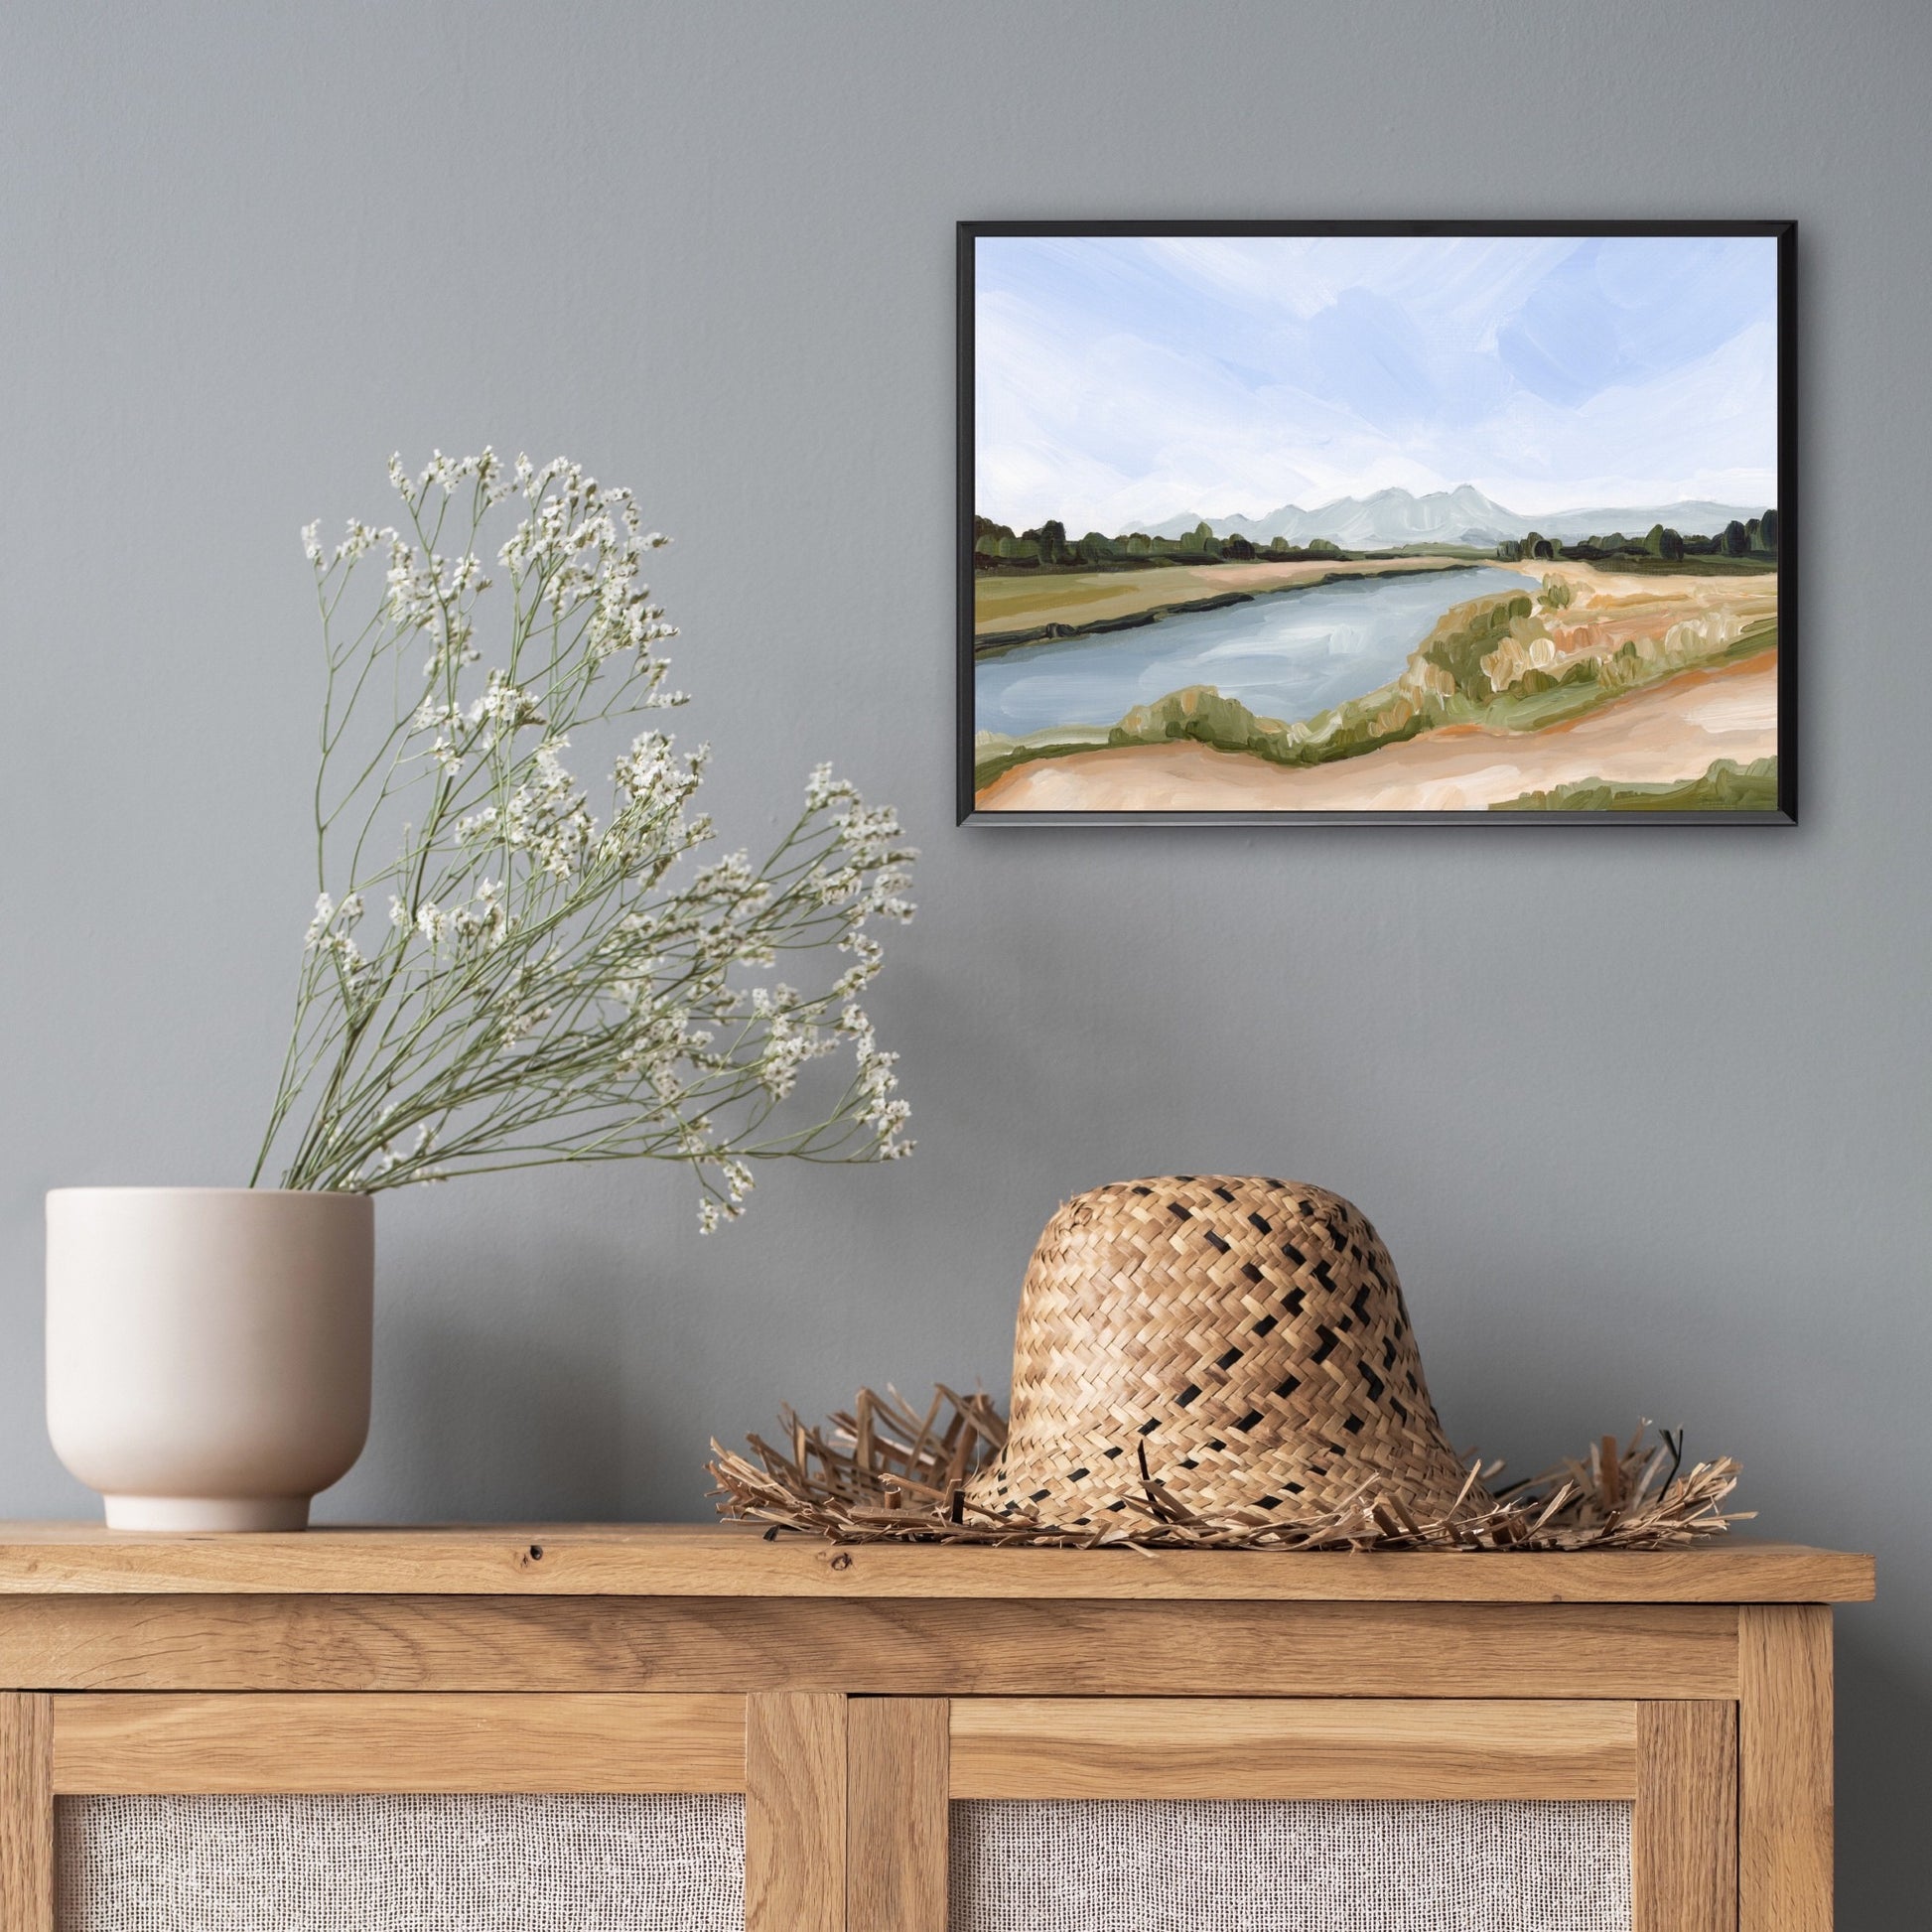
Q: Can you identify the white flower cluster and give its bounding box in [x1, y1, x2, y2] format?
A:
[258, 452, 916, 1227]
[387, 876, 508, 956]
[387, 449, 513, 510]
[496, 458, 677, 666]
[452, 736, 598, 883]
[304, 519, 394, 569]
[304, 892, 368, 980]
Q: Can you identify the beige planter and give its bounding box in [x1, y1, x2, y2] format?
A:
[46, 1188, 373, 1531]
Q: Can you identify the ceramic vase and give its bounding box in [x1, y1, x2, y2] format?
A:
[46, 1187, 373, 1531]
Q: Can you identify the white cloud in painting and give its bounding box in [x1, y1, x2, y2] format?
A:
[974, 233, 1780, 531]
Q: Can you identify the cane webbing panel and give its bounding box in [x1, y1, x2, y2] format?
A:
[59, 1793, 745, 1932]
[950, 1798, 1631, 1932]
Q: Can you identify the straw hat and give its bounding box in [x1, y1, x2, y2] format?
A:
[966, 1175, 1478, 1529]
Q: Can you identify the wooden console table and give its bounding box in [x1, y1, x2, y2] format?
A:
[0, 1527, 1872, 1931]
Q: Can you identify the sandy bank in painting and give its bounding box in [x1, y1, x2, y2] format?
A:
[974, 555, 1470, 647]
[977, 651, 1777, 813]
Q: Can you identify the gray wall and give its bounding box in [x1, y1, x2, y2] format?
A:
[1, 0, 1924, 1915]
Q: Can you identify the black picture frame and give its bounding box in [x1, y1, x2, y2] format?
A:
[957, 219, 1796, 828]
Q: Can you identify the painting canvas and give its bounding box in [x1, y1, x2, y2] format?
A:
[960, 222, 1792, 824]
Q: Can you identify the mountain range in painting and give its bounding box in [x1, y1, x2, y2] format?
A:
[1144, 485, 1764, 552]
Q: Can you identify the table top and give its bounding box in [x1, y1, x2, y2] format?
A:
[0, 1525, 1874, 1602]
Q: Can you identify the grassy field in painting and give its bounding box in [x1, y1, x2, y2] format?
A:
[973, 561, 1778, 811]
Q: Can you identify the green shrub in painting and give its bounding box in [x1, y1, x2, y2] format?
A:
[1493, 758, 1779, 812]
[1418, 593, 1533, 702]
[1110, 684, 1283, 753]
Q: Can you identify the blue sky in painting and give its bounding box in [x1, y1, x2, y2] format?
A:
[975, 233, 1779, 529]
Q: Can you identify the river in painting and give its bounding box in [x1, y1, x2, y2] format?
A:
[975, 564, 1528, 738]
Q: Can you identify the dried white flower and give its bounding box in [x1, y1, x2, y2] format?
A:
[257, 452, 916, 1226]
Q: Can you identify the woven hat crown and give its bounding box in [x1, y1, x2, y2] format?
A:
[968, 1176, 1475, 1529]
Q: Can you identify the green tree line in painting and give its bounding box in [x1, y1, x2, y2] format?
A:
[975, 510, 1779, 576]
[1498, 509, 1778, 569]
[974, 515, 1344, 572]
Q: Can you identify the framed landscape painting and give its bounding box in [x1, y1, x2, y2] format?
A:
[958, 220, 1794, 825]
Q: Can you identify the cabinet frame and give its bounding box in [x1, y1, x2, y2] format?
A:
[0, 1529, 1865, 1932]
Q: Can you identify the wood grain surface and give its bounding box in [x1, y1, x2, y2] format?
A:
[1634, 1700, 1737, 1932]
[1740, 1604, 1834, 1932]
[848, 1699, 948, 1932]
[0, 1594, 1740, 1698]
[0, 1526, 1873, 1603]
[50, 1692, 745, 1793]
[0, 1696, 52, 1932]
[948, 1696, 1639, 1798]
[745, 1692, 845, 1932]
